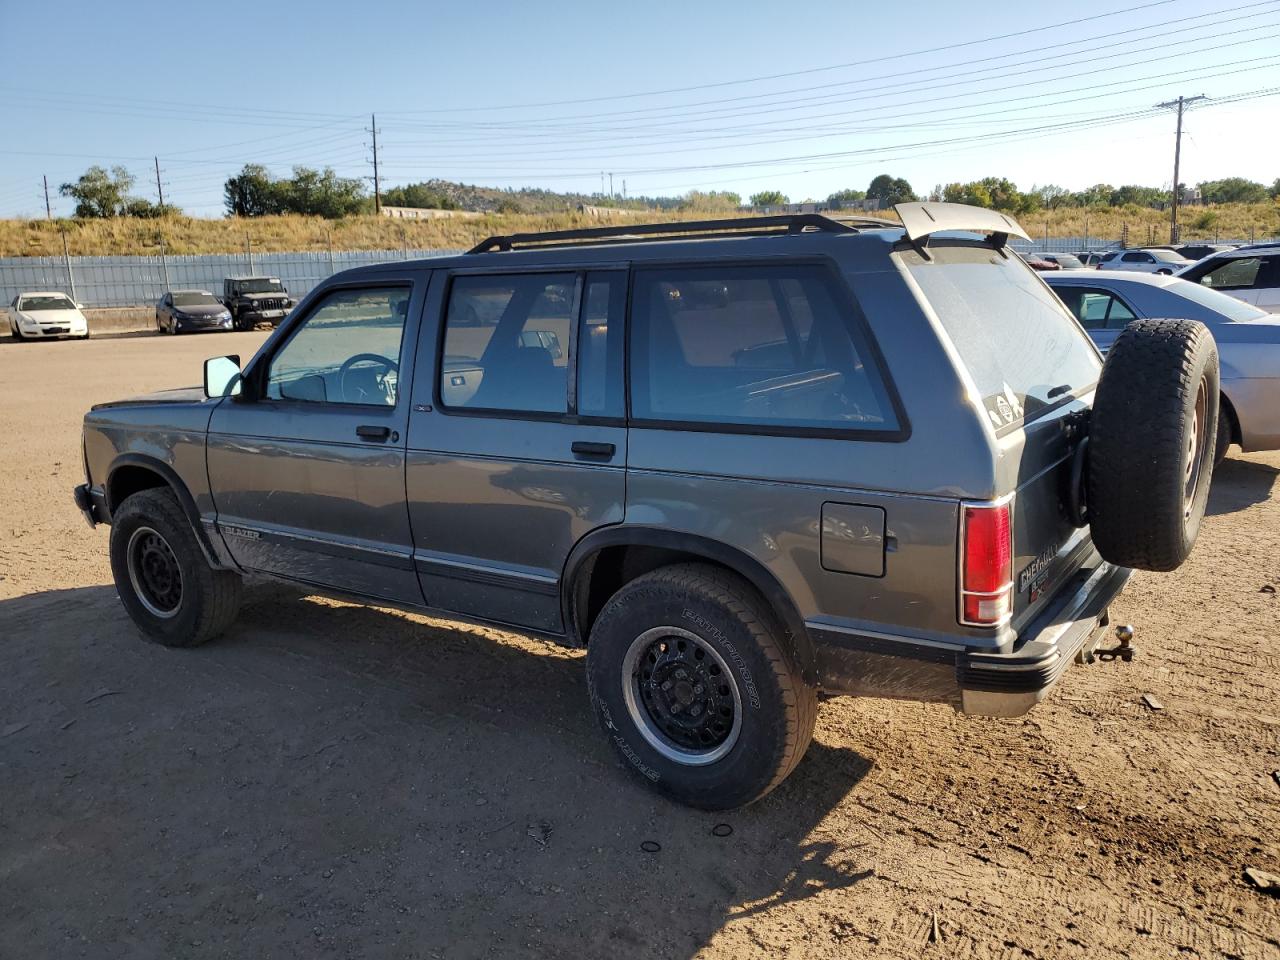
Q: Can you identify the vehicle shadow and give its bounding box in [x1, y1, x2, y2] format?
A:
[0, 583, 873, 959]
[1207, 455, 1279, 516]
[1, 329, 158, 345]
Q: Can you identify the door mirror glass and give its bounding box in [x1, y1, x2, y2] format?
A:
[204, 354, 242, 398]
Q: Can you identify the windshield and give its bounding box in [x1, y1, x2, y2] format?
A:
[19, 295, 74, 311]
[173, 292, 219, 307]
[904, 241, 1101, 429]
[1052, 254, 1084, 269]
[1149, 249, 1187, 263]
[237, 279, 284, 294]
[1166, 277, 1270, 322]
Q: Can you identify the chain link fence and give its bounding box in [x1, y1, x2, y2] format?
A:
[0, 249, 463, 309]
[4, 233, 1276, 309]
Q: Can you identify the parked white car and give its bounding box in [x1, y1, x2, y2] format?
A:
[1096, 248, 1193, 275]
[1176, 243, 1280, 314]
[7, 291, 89, 340]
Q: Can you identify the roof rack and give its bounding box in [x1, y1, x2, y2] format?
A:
[468, 213, 865, 254]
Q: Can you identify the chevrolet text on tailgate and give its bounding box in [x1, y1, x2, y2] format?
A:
[75, 203, 1220, 809]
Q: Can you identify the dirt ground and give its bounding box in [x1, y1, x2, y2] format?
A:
[1, 330, 1277, 960]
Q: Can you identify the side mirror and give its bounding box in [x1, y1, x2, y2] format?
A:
[76, 302, 86, 310]
[204, 355, 243, 399]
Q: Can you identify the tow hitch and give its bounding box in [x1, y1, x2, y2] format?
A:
[1077, 616, 1136, 665]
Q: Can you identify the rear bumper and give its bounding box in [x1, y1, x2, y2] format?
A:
[958, 561, 1131, 716]
[810, 559, 1132, 717]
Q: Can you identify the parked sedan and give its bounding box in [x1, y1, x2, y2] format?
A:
[1045, 270, 1280, 461]
[1096, 248, 1193, 274]
[7, 291, 89, 340]
[156, 290, 233, 335]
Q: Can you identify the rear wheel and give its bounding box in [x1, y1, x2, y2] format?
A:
[109, 488, 242, 647]
[586, 563, 816, 809]
[1088, 319, 1219, 571]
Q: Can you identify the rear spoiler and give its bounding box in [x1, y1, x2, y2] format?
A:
[893, 202, 1030, 254]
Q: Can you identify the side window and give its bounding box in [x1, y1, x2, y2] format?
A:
[1104, 293, 1136, 328]
[441, 273, 574, 413]
[629, 264, 898, 432]
[1054, 286, 1104, 329]
[1199, 257, 1261, 290]
[577, 272, 625, 418]
[265, 286, 409, 406]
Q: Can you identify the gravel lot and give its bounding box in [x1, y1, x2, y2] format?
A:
[1, 330, 1278, 959]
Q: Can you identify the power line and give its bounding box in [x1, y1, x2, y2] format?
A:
[389, 0, 1187, 114]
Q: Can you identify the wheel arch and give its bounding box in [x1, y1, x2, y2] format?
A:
[562, 526, 814, 679]
[105, 454, 226, 568]
[1218, 387, 1242, 446]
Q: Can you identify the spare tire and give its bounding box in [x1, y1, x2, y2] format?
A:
[1088, 319, 1218, 572]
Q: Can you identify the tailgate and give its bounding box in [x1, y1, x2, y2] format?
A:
[1007, 401, 1095, 630]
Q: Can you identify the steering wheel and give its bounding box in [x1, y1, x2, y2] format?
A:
[338, 353, 399, 404]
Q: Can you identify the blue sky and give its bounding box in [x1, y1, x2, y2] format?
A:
[0, 0, 1277, 218]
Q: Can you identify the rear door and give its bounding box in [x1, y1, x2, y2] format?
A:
[1051, 283, 1138, 355]
[405, 267, 627, 633]
[1252, 255, 1280, 313]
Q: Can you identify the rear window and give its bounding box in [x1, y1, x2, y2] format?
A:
[903, 242, 1101, 430]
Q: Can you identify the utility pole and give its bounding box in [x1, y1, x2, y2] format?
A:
[154, 156, 166, 211]
[608, 172, 614, 199]
[43, 175, 52, 219]
[600, 172, 605, 197]
[1156, 94, 1207, 243]
[367, 114, 382, 216]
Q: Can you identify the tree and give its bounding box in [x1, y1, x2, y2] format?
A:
[381, 182, 457, 210]
[1270, 178, 1280, 199]
[59, 165, 135, 218]
[942, 181, 992, 208]
[281, 167, 367, 218]
[865, 174, 916, 206]
[749, 190, 789, 207]
[224, 164, 280, 217]
[223, 164, 367, 218]
[1110, 185, 1164, 208]
[1073, 183, 1114, 207]
[1197, 177, 1269, 204]
[1033, 184, 1071, 209]
[680, 190, 741, 212]
[826, 188, 866, 207]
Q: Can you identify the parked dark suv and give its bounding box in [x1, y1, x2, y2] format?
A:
[222, 276, 294, 330]
[75, 205, 1220, 809]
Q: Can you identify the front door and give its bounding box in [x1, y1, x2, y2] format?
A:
[405, 268, 628, 633]
[207, 277, 426, 605]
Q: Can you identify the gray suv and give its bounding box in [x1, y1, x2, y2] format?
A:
[74, 204, 1220, 809]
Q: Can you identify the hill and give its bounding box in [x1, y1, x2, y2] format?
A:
[0, 202, 1276, 258]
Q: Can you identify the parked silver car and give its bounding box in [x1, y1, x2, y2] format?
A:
[1097, 248, 1194, 275]
[74, 204, 1221, 809]
[1046, 270, 1280, 461]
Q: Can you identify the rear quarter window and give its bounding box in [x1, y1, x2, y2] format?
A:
[629, 263, 901, 434]
[902, 241, 1101, 431]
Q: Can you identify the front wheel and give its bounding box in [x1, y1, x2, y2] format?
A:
[586, 563, 816, 809]
[109, 488, 242, 647]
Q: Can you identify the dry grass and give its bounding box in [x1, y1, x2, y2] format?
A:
[1, 202, 1276, 257]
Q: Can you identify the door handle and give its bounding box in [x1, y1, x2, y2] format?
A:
[356, 424, 391, 441]
[571, 441, 616, 458]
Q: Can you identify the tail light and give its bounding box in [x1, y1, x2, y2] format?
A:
[960, 500, 1013, 627]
